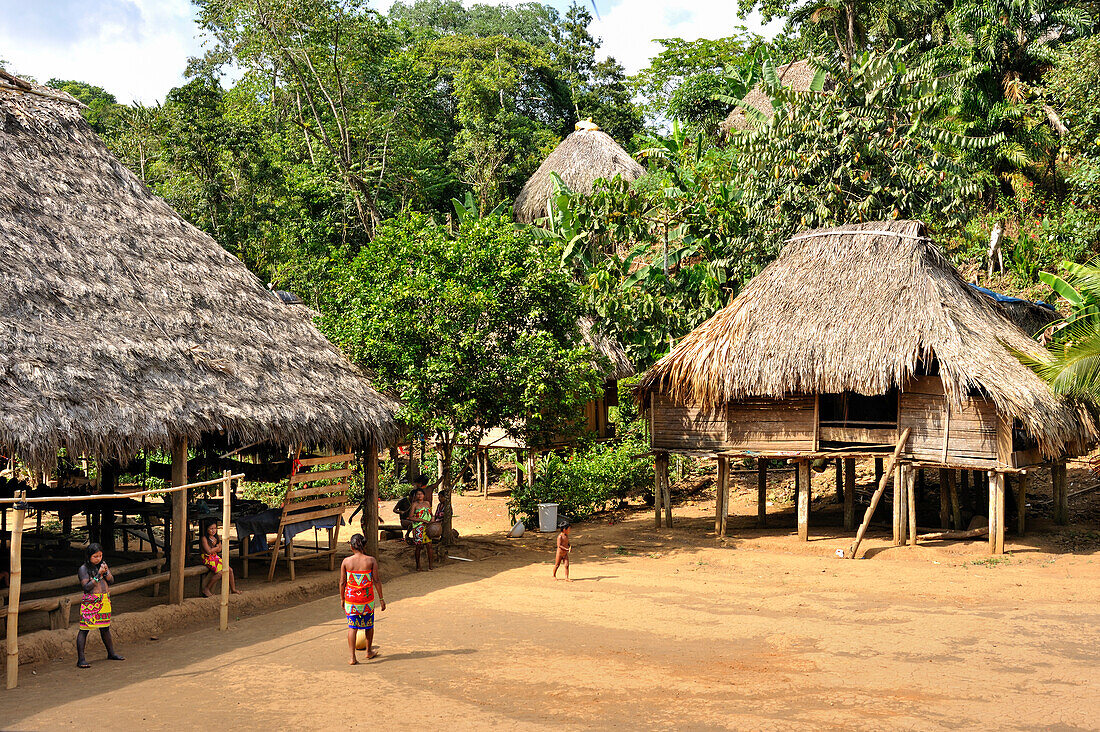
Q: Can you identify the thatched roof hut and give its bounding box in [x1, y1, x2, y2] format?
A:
[0, 75, 401, 467]
[514, 124, 645, 225]
[970, 285, 1060, 338]
[640, 220, 1094, 457]
[719, 59, 817, 135]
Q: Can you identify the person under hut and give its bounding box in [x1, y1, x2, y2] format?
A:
[408, 488, 434, 571]
[76, 543, 124, 668]
[200, 519, 242, 597]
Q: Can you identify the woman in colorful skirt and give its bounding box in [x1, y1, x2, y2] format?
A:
[408, 489, 434, 571]
[200, 520, 242, 597]
[76, 543, 124, 668]
[340, 533, 385, 664]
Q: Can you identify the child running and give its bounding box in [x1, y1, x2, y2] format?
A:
[340, 533, 386, 664]
[76, 543, 124, 668]
[553, 522, 571, 580]
[200, 520, 242, 597]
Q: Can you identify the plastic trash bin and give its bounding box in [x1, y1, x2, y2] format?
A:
[537, 503, 559, 532]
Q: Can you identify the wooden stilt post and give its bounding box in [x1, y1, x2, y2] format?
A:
[797, 460, 810, 541]
[757, 459, 767, 528]
[939, 468, 951, 529]
[1052, 461, 1068, 525]
[654, 453, 666, 528]
[907, 466, 917, 547]
[364, 439, 379, 558]
[6, 490, 26, 689]
[1017, 472, 1028, 536]
[220, 471, 231, 631]
[892, 463, 904, 545]
[843, 458, 855, 531]
[989, 471, 1005, 554]
[716, 457, 729, 537]
[514, 449, 523, 489]
[834, 458, 844, 503]
[949, 470, 962, 529]
[848, 429, 910, 558]
[715, 457, 725, 535]
[169, 437, 188, 605]
[663, 454, 673, 528]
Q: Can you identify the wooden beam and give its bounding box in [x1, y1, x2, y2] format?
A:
[757, 459, 767, 528]
[715, 457, 727, 536]
[6, 491, 25, 689]
[654, 452, 666, 529]
[939, 468, 951, 529]
[797, 460, 810, 541]
[989, 471, 1005, 555]
[364, 440, 379, 558]
[907, 465, 917, 547]
[843, 458, 855, 531]
[169, 437, 188, 605]
[220, 471, 231, 631]
[949, 470, 962, 530]
[893, 463, 904, 546]
[1052, 461, 1068, 525]
[848, 428, 910, 558]
[1016, 472, 1027, 536]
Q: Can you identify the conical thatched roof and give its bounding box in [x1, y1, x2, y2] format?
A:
[514, 127, 645, 225]
[719, 59, 817, 136]
[640, 220, 1095, 457]
[0, 75, 401, 467]
[578, 317, 635, 381]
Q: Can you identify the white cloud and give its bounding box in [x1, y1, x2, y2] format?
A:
[0, 0, 205, 104]
[590, 1, 782, 74]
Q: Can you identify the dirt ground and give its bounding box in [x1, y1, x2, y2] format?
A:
[3, 466, 1100, 730]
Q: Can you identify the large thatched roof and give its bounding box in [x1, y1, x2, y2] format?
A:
[514, 127, 645, 225]
[719, 59, 817, 135]
[0, 75, 401, 467]
[640, 220, 1095, 457]
[578, 317, 635, 381]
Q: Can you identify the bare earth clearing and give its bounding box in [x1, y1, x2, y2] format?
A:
[3, 476, 1100, 730]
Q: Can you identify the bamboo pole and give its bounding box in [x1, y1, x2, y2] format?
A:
[796, 460, 810, 542]
[220, 470, 231, 631]
[892, 463, 903, 545]
[365, 439, 379, 558]
[907, 465, 917, 547]
[6, 491, 26, 689]
[1017, 472, 1028, 536]
[843, 458, 855, 531]
[169, 438, 188, 605]
[990, 471, 1005, 555]
[847, 428, 910, 559]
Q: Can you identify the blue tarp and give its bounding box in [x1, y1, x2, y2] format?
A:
[969, 284, 1056, 312]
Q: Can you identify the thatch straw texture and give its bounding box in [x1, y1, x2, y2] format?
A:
[579, 317, 635, 381]
[0, 79, 401, 467]
[719, 59, 817, 135]
[640, 221, 1095, 457]
[514, 129, 645, 224]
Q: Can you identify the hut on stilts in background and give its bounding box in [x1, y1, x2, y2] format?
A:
[638, 220, 1096, 555]
[0, 70, 400, 644]
[513, 120, 645, 225]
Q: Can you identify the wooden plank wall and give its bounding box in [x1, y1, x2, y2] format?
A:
[726, 396, 816, 451]
[651, 393, 730, 451]
[899, 376, 999, 465]
[650, 394, 816, 452]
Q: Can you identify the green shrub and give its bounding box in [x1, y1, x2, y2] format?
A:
[508, 436, 653, 527]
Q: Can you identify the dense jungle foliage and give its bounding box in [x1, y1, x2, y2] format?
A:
[36, 0, 1100, 438]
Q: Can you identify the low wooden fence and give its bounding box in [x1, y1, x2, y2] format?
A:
[1, 471, 242, 690]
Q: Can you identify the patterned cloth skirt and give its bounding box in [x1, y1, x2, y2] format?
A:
[80, 593, 111, 630]
[203, 552, 224, 573]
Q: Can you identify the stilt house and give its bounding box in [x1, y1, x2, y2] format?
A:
[639, 221, 1096, 553]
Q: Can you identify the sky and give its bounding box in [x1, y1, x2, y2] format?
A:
[0, 0, 781, 105]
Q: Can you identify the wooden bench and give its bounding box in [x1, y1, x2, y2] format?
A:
[0, 557, 176, 629]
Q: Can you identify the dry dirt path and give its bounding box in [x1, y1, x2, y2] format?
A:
[3, 501, 1100, 731]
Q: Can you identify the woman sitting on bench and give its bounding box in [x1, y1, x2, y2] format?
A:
[201, 520, 242, 597]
